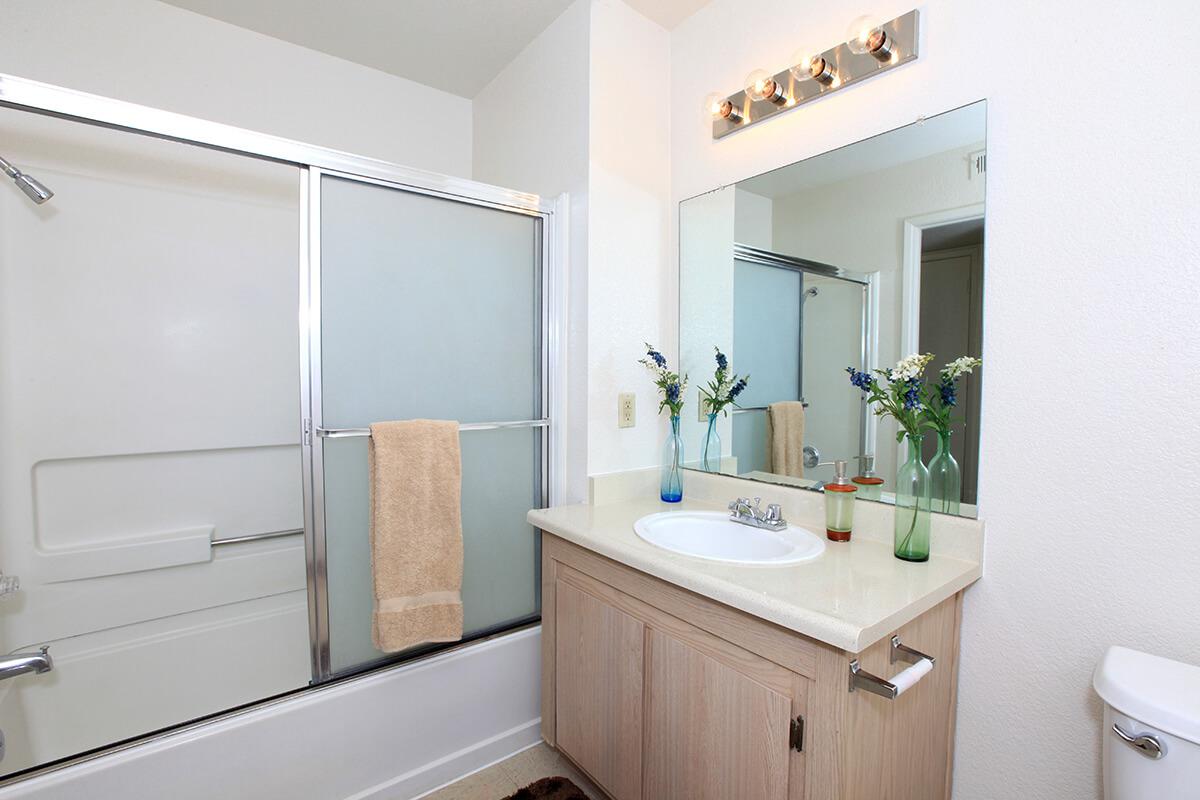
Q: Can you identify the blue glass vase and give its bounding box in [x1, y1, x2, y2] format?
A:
[661, 415, 684, 502]
[701, 412, 721, 472]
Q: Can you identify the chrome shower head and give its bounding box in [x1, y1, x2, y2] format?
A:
[803, 286, 819, 300]
[12, 171, 53, 204]
[0, 154, 54, 204]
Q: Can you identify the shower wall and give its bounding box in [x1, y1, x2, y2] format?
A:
[0, 107, 308, 774]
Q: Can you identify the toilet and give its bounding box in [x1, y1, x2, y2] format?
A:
[1093, 646, 1200, 798]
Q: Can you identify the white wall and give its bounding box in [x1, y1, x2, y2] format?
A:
[670, 1, 1200, 797]
[0, 0, 472, 177]
[473, 0, 592, 503]
[586, 0, 673, 477]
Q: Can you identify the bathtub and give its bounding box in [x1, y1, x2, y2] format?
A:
[0, 627, 541, 799]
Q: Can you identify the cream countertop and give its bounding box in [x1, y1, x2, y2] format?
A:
[528, 469, 983, 654]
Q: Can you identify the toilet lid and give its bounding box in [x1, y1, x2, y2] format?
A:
[1093, 646, 1200, 745]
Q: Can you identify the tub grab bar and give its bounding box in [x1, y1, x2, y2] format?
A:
[849, 635, 936, 699]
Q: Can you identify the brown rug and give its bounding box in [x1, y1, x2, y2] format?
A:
[502, 776, 589, 800]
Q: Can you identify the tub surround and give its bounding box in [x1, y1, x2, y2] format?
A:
[529, 467, 982, 653]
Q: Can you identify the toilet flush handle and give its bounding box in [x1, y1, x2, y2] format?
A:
[1112, 723, 1165, 760]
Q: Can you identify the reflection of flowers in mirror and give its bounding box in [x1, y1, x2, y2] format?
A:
[699, 347, 749, 417]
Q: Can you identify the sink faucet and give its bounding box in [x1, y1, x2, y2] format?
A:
[0, 645, 52, 682]
[727, 497, 787, 532]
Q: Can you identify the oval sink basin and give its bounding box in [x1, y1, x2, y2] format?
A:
[634, 511, 826, 566]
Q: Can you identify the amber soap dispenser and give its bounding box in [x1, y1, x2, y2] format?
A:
[824, 460, 857, 542]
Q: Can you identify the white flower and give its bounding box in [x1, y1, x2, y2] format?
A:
[891, 353, 934, 381]
[941, 356, 982, 380]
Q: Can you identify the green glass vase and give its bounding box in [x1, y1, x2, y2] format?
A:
[928, 430, 962, 516]
[894, 434, 932, 562]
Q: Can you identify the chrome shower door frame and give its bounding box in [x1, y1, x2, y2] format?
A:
[301, 166, 556, 682]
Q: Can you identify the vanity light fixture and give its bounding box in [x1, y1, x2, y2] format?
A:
[707, 9, 920, 139]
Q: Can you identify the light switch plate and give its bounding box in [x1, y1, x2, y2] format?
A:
[698, 389, 708, 422]
[618, 393, 636, 428]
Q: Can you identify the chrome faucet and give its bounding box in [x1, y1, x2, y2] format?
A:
[727, 496, 787, 532]
[0, 646, 52, 682]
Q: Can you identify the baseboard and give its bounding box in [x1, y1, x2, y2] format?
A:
[353, 718, 542, 800]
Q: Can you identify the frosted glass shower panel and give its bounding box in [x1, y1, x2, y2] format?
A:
[319, 176, 539, 425]
[318, 174, 544, 674]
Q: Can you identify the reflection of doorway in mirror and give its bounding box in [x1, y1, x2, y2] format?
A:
[902, 208, 985, 507]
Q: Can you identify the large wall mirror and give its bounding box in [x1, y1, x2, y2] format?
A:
[679, 101, 986, 518]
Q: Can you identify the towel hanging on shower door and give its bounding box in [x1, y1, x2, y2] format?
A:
[368, 419, 464, 652]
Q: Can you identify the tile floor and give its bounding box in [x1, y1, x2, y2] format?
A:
[420, 743, 604, 800]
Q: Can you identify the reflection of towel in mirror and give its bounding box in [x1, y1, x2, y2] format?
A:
[368, 419, 464, 653]
[767, 401, 806, 478]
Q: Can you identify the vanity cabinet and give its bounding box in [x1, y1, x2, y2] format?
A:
[540, 534, 963, 800]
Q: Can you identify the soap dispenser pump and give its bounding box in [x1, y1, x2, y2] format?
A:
[824, 460, 857, 542]
[852, 455, 884, 501]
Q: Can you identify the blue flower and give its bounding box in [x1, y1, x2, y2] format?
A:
[715, 350, 728, 371]
[903, 378, 923, 411]
[646, 347, 667, 368]
[845, 367, 874, 391]
[729, 378, 747, 399]
[939, 379, 957, 407]
[666, 382, 681, 405]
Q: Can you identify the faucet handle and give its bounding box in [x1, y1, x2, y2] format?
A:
[752, 497, 762, 511]
[765, 503, 783, 522]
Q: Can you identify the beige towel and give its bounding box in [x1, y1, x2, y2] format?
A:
[368, 420, 464, 653]
[767, 401, 807, 478]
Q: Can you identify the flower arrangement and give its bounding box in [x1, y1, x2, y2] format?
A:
[639, 343, 688, 418]
[924, 356, 982, 435]
[698, 347, 749, 417]
[846, 352, 935, 442]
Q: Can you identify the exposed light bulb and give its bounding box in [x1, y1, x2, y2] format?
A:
[789, 50, 816, 82]
[703, 92, 743, 124]
[807, 56, 837, 86]
[744, 69, 788, 105]
[846, 14, 893, 61]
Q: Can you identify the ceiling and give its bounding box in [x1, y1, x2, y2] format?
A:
[622, 0, 712, 29]
[737, 101, 987, 199]
[161, 0, 713, 99]
[160, 0, 575, 98]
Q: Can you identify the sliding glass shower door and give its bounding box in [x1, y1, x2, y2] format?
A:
[307, 172, 547, 678]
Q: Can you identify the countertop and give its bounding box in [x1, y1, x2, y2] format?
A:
[528, 494, 982, 653]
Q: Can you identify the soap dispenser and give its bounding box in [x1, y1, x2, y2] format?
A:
[852, 455, 884, 501]
[824, 460, 857, 542]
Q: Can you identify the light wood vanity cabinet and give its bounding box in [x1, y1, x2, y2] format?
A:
[541, 534, 963, 800]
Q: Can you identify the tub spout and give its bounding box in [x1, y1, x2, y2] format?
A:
[0, 646, 52, 681]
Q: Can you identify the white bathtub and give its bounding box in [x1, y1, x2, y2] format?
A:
[0, 628, 541, 800]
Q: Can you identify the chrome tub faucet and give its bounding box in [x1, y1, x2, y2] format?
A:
[0, 646, 52, 682]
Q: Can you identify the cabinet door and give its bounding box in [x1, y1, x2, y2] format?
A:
[555, 579, 644, 800]
[644, 627, 803, 800]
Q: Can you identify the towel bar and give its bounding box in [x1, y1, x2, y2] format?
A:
[849, 635, 936, 699]
[315, 419, 549, 438]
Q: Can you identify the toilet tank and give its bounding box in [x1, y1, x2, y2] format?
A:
[1093, 646, 1200, 800]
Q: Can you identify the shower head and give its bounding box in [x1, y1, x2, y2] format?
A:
[0, 154, 53, 204]
[803, 286, 819, 300]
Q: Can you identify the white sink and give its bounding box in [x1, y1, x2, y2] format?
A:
[633, 510, 826, 566]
